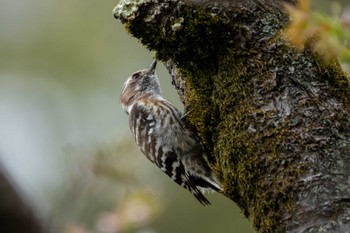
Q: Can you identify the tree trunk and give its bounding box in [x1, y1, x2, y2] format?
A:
[113, 0, 350, 232]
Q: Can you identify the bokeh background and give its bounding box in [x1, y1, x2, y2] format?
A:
[0, 0, 348, 233]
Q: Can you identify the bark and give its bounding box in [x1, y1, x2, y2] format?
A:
[113, 0, 350, 232]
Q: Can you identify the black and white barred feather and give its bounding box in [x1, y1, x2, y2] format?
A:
[120, 60, 221, 206]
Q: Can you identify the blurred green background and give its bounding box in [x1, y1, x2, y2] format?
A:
[0, 0, 348, 233]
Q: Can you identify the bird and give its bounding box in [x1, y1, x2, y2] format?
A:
[120, 60, 222, 206]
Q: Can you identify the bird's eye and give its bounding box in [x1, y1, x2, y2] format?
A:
[132, 73, 140, 79]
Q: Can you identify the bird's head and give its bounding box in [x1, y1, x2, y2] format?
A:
[120, 60, 161, 114]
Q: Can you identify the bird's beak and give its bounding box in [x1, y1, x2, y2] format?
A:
[147, 60, 157, 74]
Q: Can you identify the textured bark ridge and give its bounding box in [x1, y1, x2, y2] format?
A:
[113, 0, 350, 232]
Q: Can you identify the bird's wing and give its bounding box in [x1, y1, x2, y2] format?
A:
[129, 100, 211, 206]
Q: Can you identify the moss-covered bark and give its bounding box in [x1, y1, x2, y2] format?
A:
[114, 0, 350, 232]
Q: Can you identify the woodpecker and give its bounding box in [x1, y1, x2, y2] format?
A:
[120, 60, 221, 206]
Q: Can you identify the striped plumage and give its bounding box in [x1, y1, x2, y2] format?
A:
[120, 60, 221, 206]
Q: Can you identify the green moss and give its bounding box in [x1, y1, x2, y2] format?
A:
[208, 42, 312, 231]
[315, 57, 350, 110]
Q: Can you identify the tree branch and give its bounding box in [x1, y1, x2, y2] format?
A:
[113, 0, 350, 232]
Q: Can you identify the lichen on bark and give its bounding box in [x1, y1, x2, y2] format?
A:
[114, 0, 350, 232]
